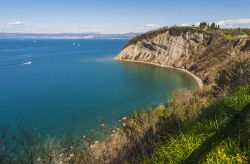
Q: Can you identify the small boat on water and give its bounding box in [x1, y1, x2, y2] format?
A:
[23, 61, 32, 65]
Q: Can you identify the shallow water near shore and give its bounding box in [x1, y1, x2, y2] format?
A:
[0, 39, 197, 137]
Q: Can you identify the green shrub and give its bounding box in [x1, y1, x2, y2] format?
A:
[216, 57, 250, 94]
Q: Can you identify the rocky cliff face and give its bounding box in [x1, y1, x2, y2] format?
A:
[115, 27, 250, 85]
[116, 31, 210, 68]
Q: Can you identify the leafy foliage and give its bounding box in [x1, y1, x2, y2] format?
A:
[216, 57, 250, 94]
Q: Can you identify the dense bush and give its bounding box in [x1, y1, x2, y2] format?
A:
[216, 57, 250, 94]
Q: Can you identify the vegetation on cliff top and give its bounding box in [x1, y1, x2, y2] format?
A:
[123, 24, 250, 49]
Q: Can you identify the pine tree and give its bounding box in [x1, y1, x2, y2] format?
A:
[199, 22, 207, 29]
[210, 22, 216, 29]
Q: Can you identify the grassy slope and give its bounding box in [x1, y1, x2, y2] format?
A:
[144, 86, 250, 163]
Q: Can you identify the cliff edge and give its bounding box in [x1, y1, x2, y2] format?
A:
[115, 27, 250, 87]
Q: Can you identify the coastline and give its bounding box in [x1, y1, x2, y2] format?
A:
[114, 58, 204, 89]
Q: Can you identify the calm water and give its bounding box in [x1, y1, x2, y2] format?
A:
[0, 39, 197, 137]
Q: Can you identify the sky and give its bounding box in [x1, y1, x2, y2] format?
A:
[0, 0, 250, 34]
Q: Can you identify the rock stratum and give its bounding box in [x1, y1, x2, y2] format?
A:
[115, 27, 250, 87]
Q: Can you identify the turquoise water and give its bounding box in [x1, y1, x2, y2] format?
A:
[0, 39, 197, 137]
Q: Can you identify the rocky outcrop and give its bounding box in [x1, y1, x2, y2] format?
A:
[115, 27, 250, 86]
[116, 31, 209, 68]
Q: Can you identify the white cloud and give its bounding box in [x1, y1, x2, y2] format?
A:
[137, 24, 162, 32]
[145, 24, 162, 28]
[215, 19, 250, 28]
[179, 23, 191, 27]
[0, 21, 26, 33]
[7, 21, 23, 25]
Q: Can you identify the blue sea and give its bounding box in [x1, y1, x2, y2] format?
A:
[0, 39, 197, 137]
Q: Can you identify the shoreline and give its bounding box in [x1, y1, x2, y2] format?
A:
[114, 58, 204, 89]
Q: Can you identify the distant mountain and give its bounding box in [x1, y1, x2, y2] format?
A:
[0, 32, 140, 39]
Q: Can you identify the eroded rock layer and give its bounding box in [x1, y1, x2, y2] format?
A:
[115, 27, 250, 85]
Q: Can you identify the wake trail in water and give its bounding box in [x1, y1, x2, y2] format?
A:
[0, 61, 32, 68]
